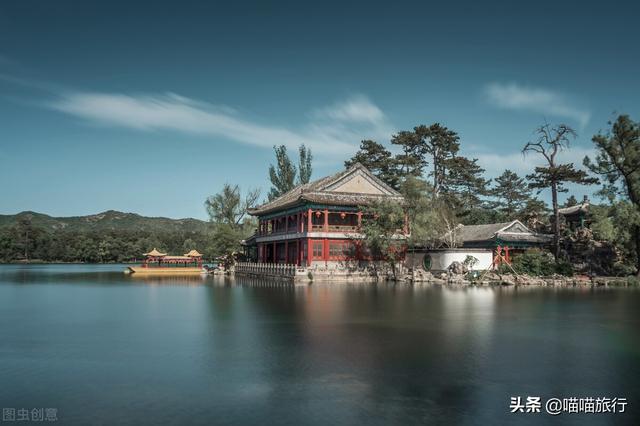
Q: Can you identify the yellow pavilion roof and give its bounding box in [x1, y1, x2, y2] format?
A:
[144, 248, 167, 257]
[184, 249, 203, 257]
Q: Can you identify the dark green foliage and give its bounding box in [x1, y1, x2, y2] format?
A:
[345, 140, 400, 189]
[268, 145, 297, 200]
[0, 217, 213, 263]
[499, 249, 573, 276]
[205, 184, 259, 226]
[563, 195, 578, 207]
[584, 115, 640, 274]
[442, 156, 491, 217]
[523, 123, 598, 258]
[413, 123, 460, 196]
[205, 185, 259, 259]
[360, 200, 406, 279]
[298, 144, 313, 185]
[391, 130, 426, 178]
[268, 144, 315, 200]
[490, 170, 534, 220]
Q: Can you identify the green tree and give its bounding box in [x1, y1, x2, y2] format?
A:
[442, 156, 491, 214]
[584, 114, 640, 273]
[297, 144, 313, 185]
[523, 123, 598, 259]
[360, 200, 406, 280]
[205, 184, 260, 259]
[563, 195, 579, 207]
[268, 145, 297, 200]
[205, 183, 260, 226]
[391, 130, 426, 179]
[490, 170, 533, 219]
[399, 176, 460, 248]
[344, 140, 400, 189]
[414, 123, 460, 197]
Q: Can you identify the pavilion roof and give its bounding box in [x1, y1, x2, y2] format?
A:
[184, 249, 203, 257]
[144, 248, 167, 257]
[452, 220, 552, 245]
[558, 202, 589, 216]
[248, 163, 403, 216]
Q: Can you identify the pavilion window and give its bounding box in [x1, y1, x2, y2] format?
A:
[312, 242, 323, 258]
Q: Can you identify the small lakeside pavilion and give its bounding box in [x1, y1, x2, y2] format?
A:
[245, 163, 407, 267]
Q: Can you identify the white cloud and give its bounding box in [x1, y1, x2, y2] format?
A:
[484, 82, 591, 128]
[312, 94, 386, 124]
[48, 92, 393, 158]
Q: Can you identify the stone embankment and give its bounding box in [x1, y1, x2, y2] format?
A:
[407, 267, 638, 287]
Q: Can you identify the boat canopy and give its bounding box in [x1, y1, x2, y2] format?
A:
[184, 249, 203, 257]
[144, 248, 167, 257]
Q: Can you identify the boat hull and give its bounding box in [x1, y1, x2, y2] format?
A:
[127, 266, 204, 275]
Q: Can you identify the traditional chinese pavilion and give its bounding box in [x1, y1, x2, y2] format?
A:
[245, 163, 405, 267]
[454, 220, 552, 264]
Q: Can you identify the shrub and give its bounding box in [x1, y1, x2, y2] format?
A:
[499, 249, 573, 276]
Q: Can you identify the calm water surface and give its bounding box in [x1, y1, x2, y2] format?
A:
[0, 264, 639, 425]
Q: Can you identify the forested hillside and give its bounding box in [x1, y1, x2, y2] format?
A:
[0, 211, 213, 263]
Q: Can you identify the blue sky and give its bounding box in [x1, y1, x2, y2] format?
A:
[1, 0, 638, 219]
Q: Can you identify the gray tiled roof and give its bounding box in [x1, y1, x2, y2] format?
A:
[248, 163, 403, 215]
[455, 220, 552, 244]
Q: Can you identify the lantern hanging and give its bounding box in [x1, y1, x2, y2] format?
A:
[315, 211, 321, 218]
[340, 212, 346, 219]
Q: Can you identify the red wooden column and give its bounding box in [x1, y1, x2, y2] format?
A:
[323, 209, 329, 232]
[323, 238, 329, 265]
[272, 242, 276, 263]
[307, 209, 312, 232]
[307, 238, 312, 266]
[357, 212, 362, 229]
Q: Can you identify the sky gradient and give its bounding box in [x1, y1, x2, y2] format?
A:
[1, 0, 639, 219]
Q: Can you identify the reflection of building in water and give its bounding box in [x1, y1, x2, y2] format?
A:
[128, 274, 207, 286]
[244, 163, 407, 268]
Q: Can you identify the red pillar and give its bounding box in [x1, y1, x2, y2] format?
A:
[323, 209, 329, 232]
[307, 238, 312, 266]
[307, 209, 312, 232]
[323, 238, 329, 266]
[357, 212, 362, 229]
[272, 242, 276, 263]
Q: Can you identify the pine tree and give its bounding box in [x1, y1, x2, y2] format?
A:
[523, 123, 598, 259]
[490, 170, 532, 219]
[584, 114, 640, 274]
[414, 123, 460, 196]
[390, 130, 426, 179]
[345, 140, 400, 189]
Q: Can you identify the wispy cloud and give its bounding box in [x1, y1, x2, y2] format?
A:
[47, 91, 393, 158]
[484, 82, 590, 127]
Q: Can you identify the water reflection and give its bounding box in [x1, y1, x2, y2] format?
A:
[0, 265, 639, 425]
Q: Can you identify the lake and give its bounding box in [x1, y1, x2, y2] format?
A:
[0, 264, 639, 425]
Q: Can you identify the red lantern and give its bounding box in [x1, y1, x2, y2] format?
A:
[340, 212, 346, 219]
[315, 211, 321, 218]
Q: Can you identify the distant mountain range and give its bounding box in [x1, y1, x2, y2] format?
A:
[0, 210, 210, 234]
